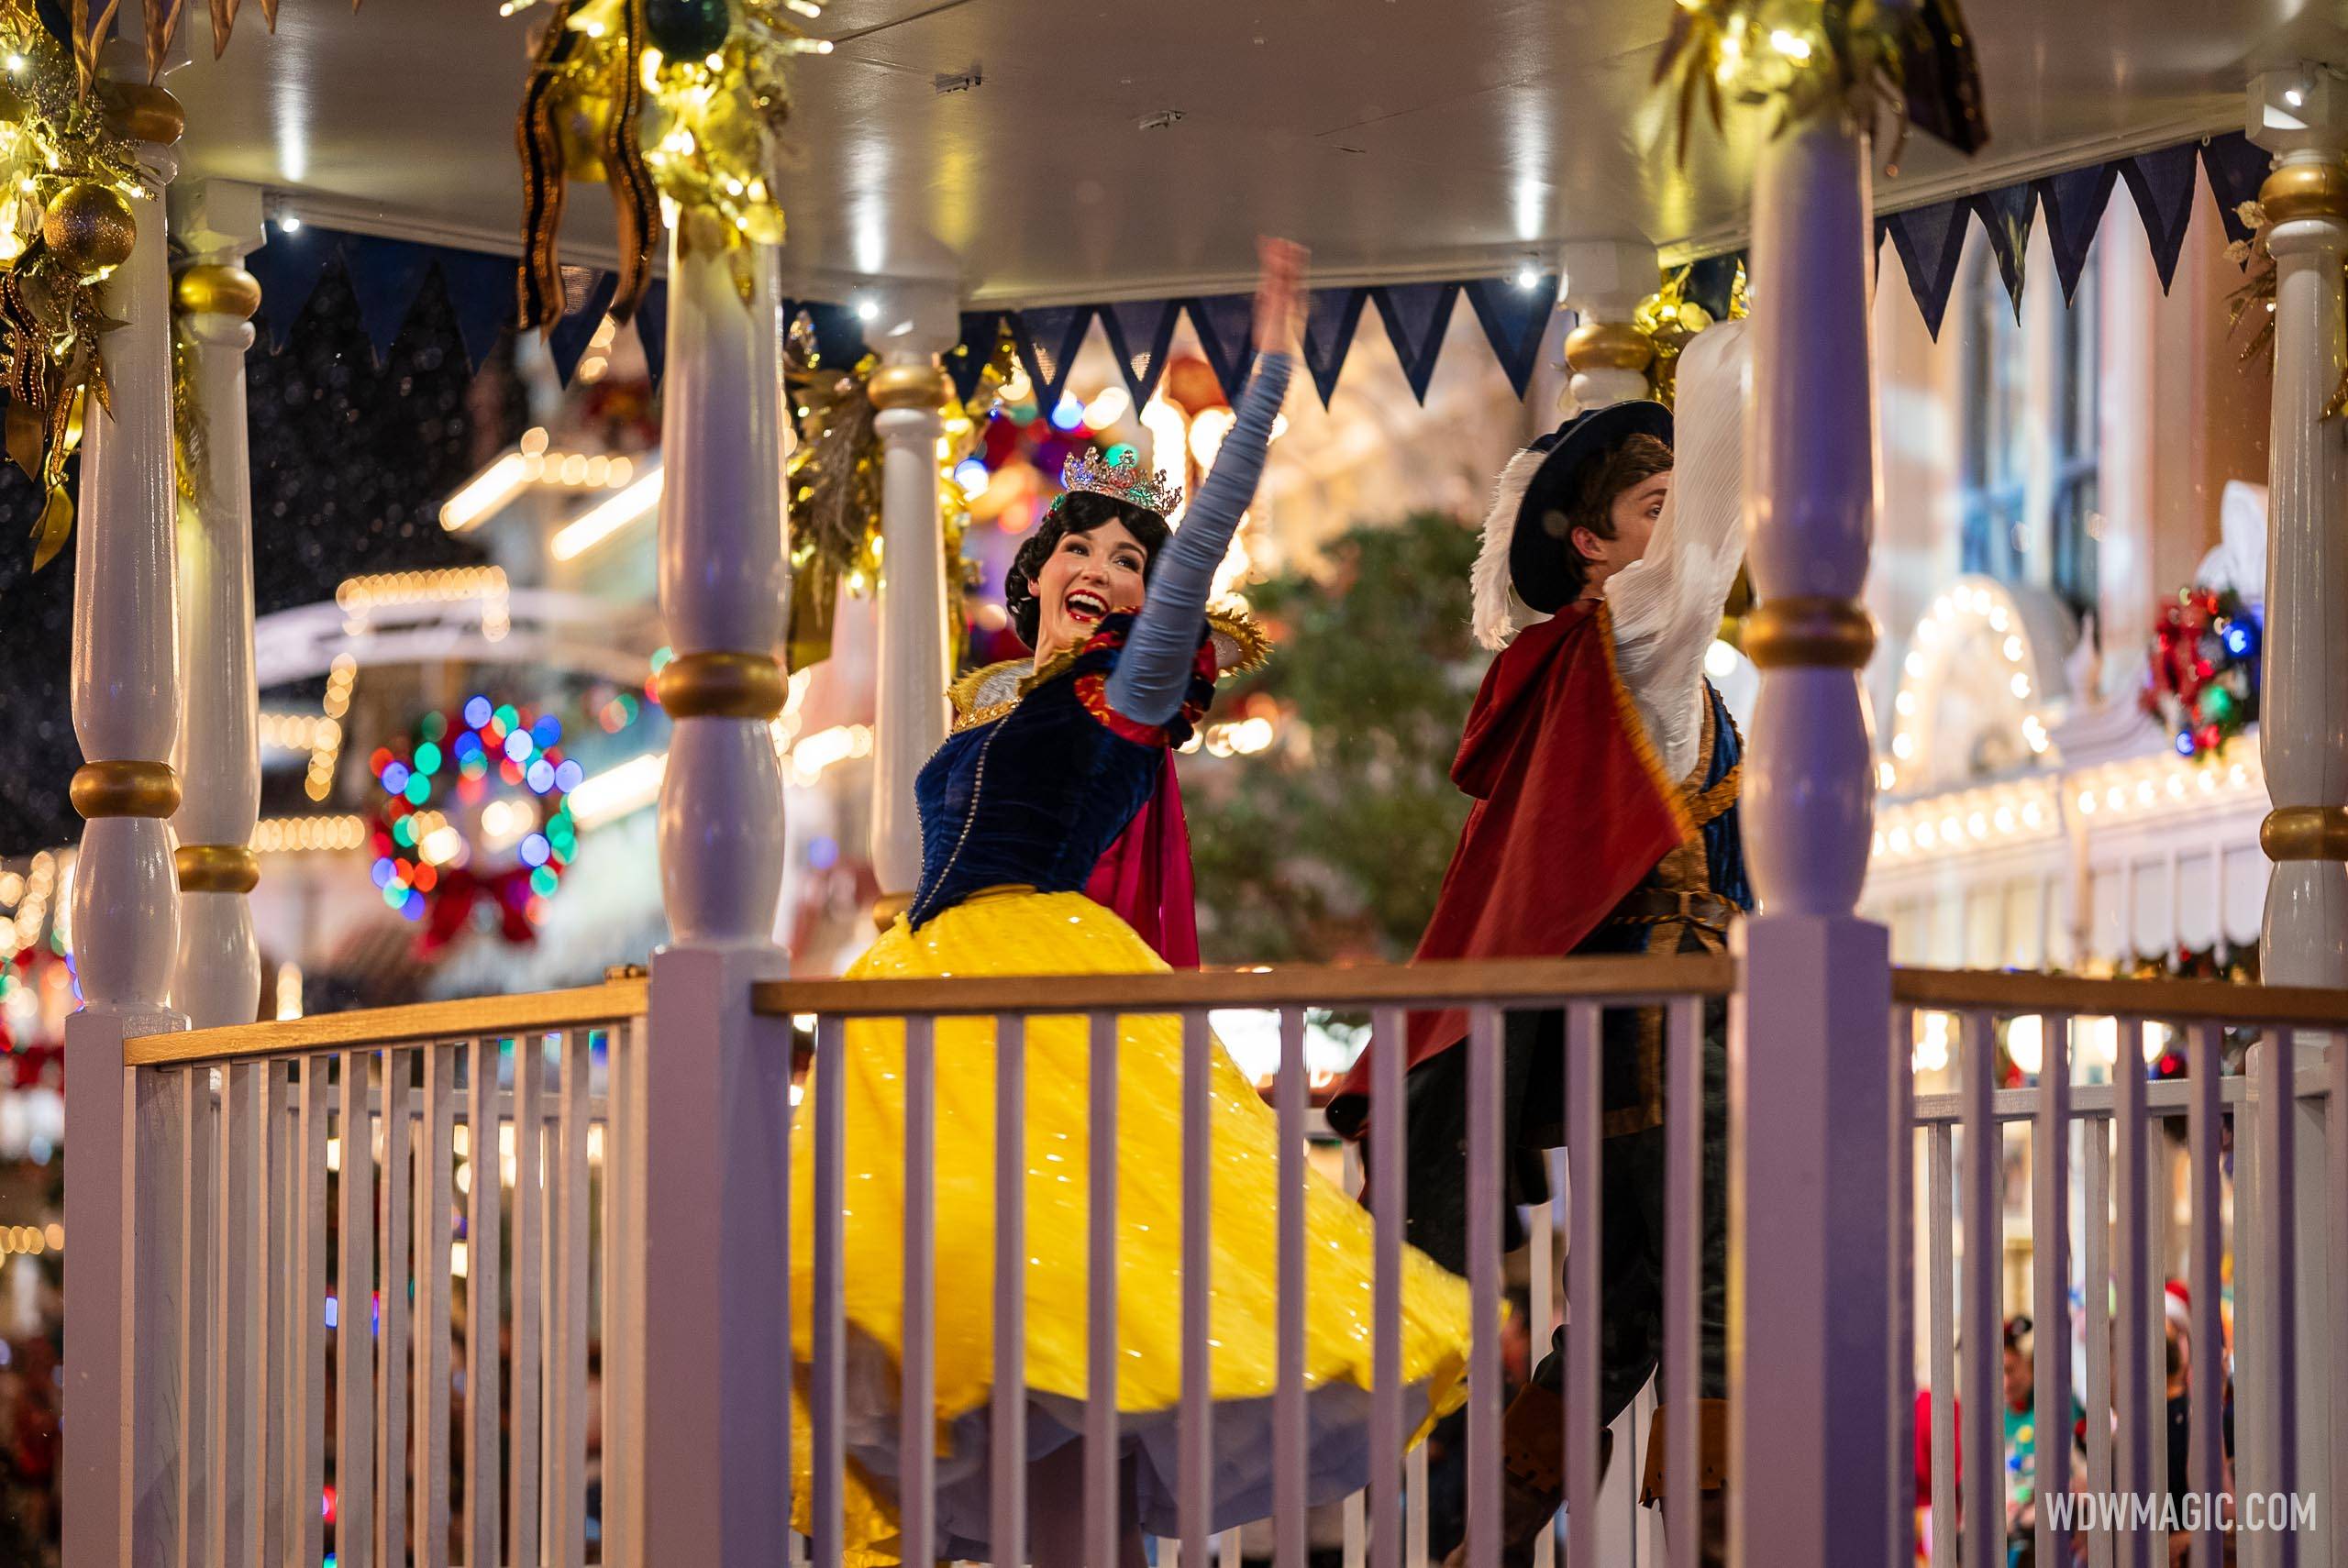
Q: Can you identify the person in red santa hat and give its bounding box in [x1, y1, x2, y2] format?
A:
[1328, 315, 1754, 1568]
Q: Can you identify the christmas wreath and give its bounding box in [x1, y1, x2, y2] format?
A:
[2140, 586, 2261, 761]
[367, 697, 582, 952]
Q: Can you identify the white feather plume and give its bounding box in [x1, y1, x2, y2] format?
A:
[1470, 445, 1549, 651]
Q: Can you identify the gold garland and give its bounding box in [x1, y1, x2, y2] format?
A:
[2215, 200, 2348, 419]
[1652, 0, 1988, 171]
[510, 0, 827, 326]
[781, 314, 1013, 669]
[1633, 259, 1748, 406]
[0, 0, 146, 568]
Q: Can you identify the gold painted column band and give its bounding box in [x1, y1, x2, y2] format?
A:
[868, 363, 954, 410]
[102, 83, 185, 147]
[2261, 805, 2348, 862]
[71, 760, 182, 819]
[1741, 595, 1877, 670]
[175, 844, 261, 893]
[174, 264, 262, 320]
[1563, 320, 1654, 374]
[655, 650, 787, 719]
[2259, 160, 2348, 224]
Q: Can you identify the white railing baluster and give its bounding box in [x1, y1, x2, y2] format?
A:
[2113, 1020, 2152, 1568]
[1891, 1008, 1917, 1568]
[811, 1013, 847, 1568]
[1565, 1003, 1601, 1568]
[1406, 1445, 1430, 1568]
[1929, 1122, 1956, 1568]
[511, 1033, 546, 1568]
[1369, 1005, 1406, 1568]
[1275, 1006, 1307, 1568]
[299, 1059, 330, 1568]
[1180, 1009, 1213, 1568]
[2254, 1028, 2302, 1559]
[2032, 1016, 2073, 1567]
[417, 1043, 455, 1568]
[992, 1012, 1028, 1568]
[604, 1019, 648, 1568]
[379, 1048, 413, 1568]
[338, 1051, 377, 1568]
[2186, 1021, 2222, 1568]
[465, 1039, 504, 1568]
[1342, 1141, 1365, 1568]
[219, 1062, 263, 1568]
[1089, 1008, 1122, 1568]
[2084, 1090, 2115, 1568]
[1664, 997, 1700, 1565]
[550, 1031, 592, 1568]
[1464, 1005, 1502, 1568]
[2331, 1029, 2348, 1568]
[264, 1059, 294, 1568]
[183, 1064, 215, 1568]
[136, 1067, 187, 1566]
[1529, 1152, 1556, 1568]
[902, 1014, 937, 1568]
[1958, 1010, 2002, 1568]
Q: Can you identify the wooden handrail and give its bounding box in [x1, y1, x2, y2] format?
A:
[123, 977, 649, 1067]
[749, 953, 1738, 1019]
[1891, 967, 2348, 1027]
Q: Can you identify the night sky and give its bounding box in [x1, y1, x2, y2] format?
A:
[0, 258, 526, 855]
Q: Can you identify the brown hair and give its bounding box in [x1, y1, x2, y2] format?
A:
[1552, 433, 1672, 602]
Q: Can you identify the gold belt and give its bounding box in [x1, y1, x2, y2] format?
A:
[1601, 888, 1739, 936]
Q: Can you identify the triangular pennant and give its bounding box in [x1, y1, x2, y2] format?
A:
[244, 223, 341, 350]
[1970, 182, 2036, 315]
[2201, 133, 2272, 248]
[1463, 275, 1554, 399]
[1300, 287, 1368, 407]
[2034, 161, 2119, 304]
[1369, 282, 1459, 403]
[343, 237, 437, 363]
[548, 271, 619, 385]
[2120, 142, 2200, 292]
[1684, 254, 1744, 323]
[1096, 299, 1183, 408]
[434, 249, 515, 371]
[1185, 293, 1258, 403]
[947, 310, 1004, 404]
[1011, 304, 1093, 413]
[634, 282, 668, 390]
[1887, 200, 1973, 339]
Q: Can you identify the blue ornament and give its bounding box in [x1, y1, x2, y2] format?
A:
[646, 0, 730, 60]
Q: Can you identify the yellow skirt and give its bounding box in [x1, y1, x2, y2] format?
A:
[787, 889, 1472, 1564]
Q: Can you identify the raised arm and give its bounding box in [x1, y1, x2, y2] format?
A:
[1607, 317, 1751, 777]
[1107, 238, 1304, 727]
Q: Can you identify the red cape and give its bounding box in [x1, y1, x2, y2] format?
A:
[1086, 750, 1201, 968]
[1335, 600, 1694, 1105]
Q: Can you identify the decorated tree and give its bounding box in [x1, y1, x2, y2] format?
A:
[1186, 511, 1487, 965]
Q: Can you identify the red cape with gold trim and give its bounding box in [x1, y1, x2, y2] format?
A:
[1334, 599, 1696, 1106]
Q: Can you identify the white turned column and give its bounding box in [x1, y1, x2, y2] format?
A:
[1557, 238, 1656, 414]
[1729, 120, 1895, 1568]
[167, 181, 265, 1028]
[2249, 68, 2346, 1568]
[652, 214, 790, 951]
[643, 213, 792, 1566]
[864, 283, 959, 930]
[70, 58, 187, 1037]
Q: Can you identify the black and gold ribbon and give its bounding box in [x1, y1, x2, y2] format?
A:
[515, 0, 581, 332]
[601, 0, 660, 324]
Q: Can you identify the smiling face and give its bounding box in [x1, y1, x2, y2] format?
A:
[1029, 518, 1150, 663]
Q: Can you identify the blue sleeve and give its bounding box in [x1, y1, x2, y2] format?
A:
[1105, 350, 1292, 726]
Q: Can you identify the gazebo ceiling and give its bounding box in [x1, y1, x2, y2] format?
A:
[169, 0, 2342, 304]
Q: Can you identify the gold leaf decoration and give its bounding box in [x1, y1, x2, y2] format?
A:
[2223, 199, 2348, 419]
[781, 315, 1013, 669]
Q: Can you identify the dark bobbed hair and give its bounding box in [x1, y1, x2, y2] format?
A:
[1551, 432, 1674, 605]
[1004, 491, 1172, 648]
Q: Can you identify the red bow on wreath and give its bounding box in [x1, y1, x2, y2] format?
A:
[416, 866, 543, 955]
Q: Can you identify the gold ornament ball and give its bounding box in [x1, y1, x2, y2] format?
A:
[43, 184, 137, 279]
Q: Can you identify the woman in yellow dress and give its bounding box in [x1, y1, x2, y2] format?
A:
[790, 241, 1473, 1566]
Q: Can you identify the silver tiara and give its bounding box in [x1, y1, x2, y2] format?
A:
[1060, 447, 1182, 515]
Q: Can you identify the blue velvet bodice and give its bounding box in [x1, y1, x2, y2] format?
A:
[907, 613, 1215, 930]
